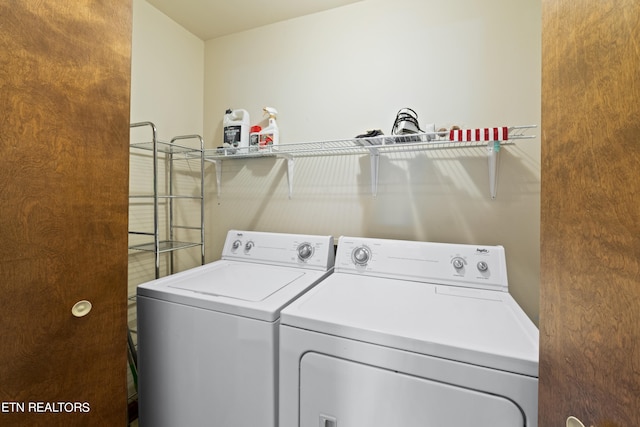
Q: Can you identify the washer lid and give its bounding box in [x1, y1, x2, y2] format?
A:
[137, 260, 331, 322]
[280, 273, 539, 377]
[169, 264, 304, 302]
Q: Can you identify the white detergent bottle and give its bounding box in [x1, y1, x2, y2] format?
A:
[223, 108, 250, 149]
[259, 107, 279, 148]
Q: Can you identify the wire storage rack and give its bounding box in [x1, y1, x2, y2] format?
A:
[129, 122, 205, 277]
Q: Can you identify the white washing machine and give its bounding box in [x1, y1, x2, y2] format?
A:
[279, 236, 539, 427]
[136, 230, 334, 427]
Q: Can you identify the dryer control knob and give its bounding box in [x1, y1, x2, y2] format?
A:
[232, 240, 242, 251]
[297, 243, 314, 261]
[477, 261, 489, 272]
[244, 241, 254, 252]
[352, 246, 371, 266]
[452, 257, 465, 270]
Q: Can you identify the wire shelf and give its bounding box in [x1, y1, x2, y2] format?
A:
[129, 240, 203, 253]
[203, 125, 536, 161]
[203, 125, 537, 199]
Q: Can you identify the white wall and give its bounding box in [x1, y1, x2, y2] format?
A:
[130, 0, 204, 139]
[129, 0, 205, 285]
[204, 0, 542, 322]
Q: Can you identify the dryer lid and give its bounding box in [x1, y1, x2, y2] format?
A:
[280, 273, 539, 377]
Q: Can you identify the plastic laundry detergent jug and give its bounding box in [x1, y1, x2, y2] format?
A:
[223, 108, 250, 149]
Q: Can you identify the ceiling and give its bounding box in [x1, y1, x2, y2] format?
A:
[145, 0, 364, 40]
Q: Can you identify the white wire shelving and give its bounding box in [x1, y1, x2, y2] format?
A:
[202, 125, 536, 199]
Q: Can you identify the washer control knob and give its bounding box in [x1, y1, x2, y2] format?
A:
[452, 257, 465, 270]
[244, 241, 254, 252]
[352, 246, 371, 266]
[297, 243, 314, 261]
[477, 261, 489, 272]
[232, 240, 242, 250]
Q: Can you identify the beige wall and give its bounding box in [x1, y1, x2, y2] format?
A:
[130, 0, 204, 139]
[129, 0, 541, 322]
[203, 0, 541, 322]
[129, 0, 205, 286]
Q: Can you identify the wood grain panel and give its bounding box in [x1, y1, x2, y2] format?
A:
[540, 0, 640, 425]
[0, 1, 132, 425]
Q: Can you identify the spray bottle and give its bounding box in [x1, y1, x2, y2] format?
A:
[259, 107, 279, 148]
[223, 108, 250, 149]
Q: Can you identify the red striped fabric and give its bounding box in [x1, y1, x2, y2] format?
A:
[449, 127, 509, 142]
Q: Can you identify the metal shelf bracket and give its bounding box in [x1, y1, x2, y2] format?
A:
[369, 148, 380, 197]
[280, 154, 295, 199]
[213, 159, 222, 196]
[487, 141, 500, 199]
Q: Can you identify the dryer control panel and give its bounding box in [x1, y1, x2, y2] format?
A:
[335, 236, 508, 292]
[222, 230, 335, 271]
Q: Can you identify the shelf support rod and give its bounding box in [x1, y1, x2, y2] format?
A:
[370, 148, 380, 197]
[487, 141, 500, 199]
[279, 154, 295, 199]
[214, 159, 222, 196]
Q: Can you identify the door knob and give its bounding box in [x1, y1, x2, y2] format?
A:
[71, 300, 92, 317]
[566, 416, 586, 427]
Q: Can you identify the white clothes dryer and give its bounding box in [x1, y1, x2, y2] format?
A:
[137, 230, 334, 427]
[279, 236, 539, 427]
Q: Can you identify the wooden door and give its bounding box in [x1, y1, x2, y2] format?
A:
[540, 0, 640, 425]
[0, 2, 132, 426]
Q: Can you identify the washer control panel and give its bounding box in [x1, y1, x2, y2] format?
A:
[336, 236, 508, 291]
[222, 230, 335, 270]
